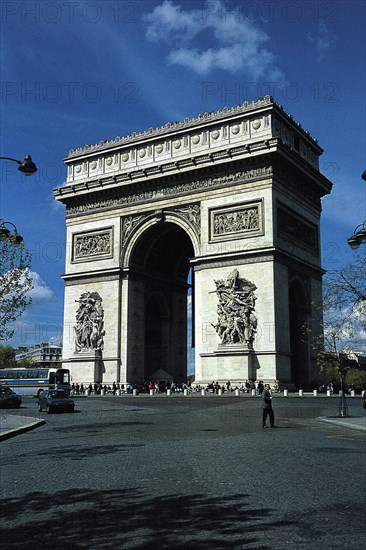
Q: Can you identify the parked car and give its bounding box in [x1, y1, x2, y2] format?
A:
[38, 389, 75, 414]
[0, 386, 22, 408]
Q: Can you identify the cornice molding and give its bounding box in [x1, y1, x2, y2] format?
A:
[191, 247, 324, 276]
[62, 268, 122, 286]
[56, 97, 326, 197]
[65, 95, 319, 160]
[55, 139, 277, 203]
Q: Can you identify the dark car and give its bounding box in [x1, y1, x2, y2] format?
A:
[0, 386, 22, 408]
[363, 392, 366, 409]
[38, 389, 75, 414]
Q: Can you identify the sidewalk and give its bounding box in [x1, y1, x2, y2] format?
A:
[0, 414, 46, 441]
[318, 416, 366, 432]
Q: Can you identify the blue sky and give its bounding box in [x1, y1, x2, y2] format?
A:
[1, 0, 365, 349]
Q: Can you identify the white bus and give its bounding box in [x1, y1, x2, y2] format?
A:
[0, 367, 71, 397]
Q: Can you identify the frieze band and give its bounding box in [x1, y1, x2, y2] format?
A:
[66, 166, 273, 216]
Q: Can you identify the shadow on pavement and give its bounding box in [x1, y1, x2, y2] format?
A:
[36, 443, 146, 460]
[0, 488, 294, 549]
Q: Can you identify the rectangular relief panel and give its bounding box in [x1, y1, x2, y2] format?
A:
[72, 227, 114, 263]
[209, 199, 264, 242]
[277, 203, 319, 255]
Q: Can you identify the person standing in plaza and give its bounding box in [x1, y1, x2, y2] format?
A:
[262, 383, 275, 428]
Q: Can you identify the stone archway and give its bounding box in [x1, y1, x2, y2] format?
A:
[289, 278, 310, 388]
[125, 220, 195, 384]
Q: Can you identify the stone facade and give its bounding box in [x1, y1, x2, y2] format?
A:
[54, 96, 332, 388]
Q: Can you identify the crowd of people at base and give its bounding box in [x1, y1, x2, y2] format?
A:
[317, 383, 335, 393]
[71, 382, 120, 396]
[318, 382, 360, 395]
[138, 380, 279, 395]
[70, 379, 283, 396]
[69, 380, 365, 397]
[145, 381, 191, 394]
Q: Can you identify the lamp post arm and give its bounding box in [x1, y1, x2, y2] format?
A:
[0, 156, 22, 164]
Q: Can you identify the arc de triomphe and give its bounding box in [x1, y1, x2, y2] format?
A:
[54, 96, 332, 388]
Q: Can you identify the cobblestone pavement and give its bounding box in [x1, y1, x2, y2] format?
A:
[1, 395, 365, 549]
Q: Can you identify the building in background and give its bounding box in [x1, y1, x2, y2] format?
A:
[15, 343, 62, 368]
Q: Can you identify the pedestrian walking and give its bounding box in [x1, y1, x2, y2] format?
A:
[262, 384, 276, 428]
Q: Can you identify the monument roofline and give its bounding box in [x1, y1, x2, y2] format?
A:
[65, 95, 321, 161]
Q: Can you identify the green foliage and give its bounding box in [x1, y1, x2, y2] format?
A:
[317, 350, 346, 385]
[345, 368, 366, 390]
[0, 345, 16, 368]
[323, 364, 340, 385]
[0, 237, 33, 341]
[16, 358, 32, 368]
[324, 366, 339, 385]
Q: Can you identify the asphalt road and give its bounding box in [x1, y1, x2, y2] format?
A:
[1, 395, 365, 549]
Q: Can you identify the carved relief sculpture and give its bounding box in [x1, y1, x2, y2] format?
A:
[74, 292, 105, 352]
[73, 229, 113, 261]
[277, 204, 318, 254]
[211, 269, 257, 349]
[122, 215, 144, 241]
[213, 207, 259, 235]
[210, 201, 263, 242]
[175, 204, 201, 235]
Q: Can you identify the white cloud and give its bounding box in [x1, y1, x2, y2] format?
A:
[50, 193, 65, 211]
[28, 272, 54, 305]
[308, 20, 331, 62]
[4, 274, 59, 347]
[144, 0, 202, 42]
[144, 0, 284, 81]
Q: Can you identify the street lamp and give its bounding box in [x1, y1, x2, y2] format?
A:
[347, 170, 366, 249]
[0, 219, 23, 244]
[0, 155, 38, 176]
[0, 154, 36, 247]
[347, 221, 366, 249]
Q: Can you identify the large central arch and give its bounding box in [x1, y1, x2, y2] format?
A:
[124, 219, 195, 383]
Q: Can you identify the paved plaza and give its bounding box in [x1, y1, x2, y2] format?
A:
[1, 394, 365, 549]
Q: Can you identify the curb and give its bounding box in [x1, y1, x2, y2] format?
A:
[318, 417, 366, 432]
[0, 418, 46, 442]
